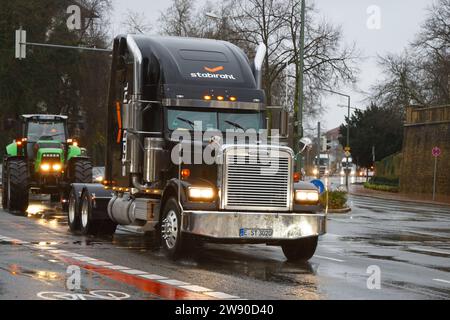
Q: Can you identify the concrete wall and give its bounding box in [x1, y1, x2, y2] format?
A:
[400, 105, 450, 200]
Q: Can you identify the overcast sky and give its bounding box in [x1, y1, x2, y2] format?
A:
[111, 0, 435, 132]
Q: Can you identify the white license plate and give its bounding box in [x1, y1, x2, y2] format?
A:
[239, 228, 274, 238]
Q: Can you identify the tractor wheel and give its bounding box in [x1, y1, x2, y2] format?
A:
[73, 159, 93, 183]
[2, 161, 8, 209]
[6, 159, 29, 215]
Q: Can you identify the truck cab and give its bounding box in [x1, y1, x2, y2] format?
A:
[68, 35, 326, 261]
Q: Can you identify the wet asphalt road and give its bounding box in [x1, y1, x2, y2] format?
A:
[0, 188, 449, 300]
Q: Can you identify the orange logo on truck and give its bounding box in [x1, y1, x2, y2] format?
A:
[204, 66, 224, 73]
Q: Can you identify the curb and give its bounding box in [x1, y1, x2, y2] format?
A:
[349, 192, 450, 207]
[326, 207, 352, 214]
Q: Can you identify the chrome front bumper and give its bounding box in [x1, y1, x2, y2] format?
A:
[182, 211, 327, 240]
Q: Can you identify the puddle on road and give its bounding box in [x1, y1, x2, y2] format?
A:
[1, 264, 63, 283]
[186, 245, 319, 286]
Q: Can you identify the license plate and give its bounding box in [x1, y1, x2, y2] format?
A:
[239, 228, 274, 238]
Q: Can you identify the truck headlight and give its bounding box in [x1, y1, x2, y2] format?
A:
[313, 169, 318, 176]
[188, 187, 215, 201]
[295, 190, 320, 204]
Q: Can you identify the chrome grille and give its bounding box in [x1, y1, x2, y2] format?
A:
[223, 147, 292, 211]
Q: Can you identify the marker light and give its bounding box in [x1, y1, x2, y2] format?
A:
[295, 190, 320, 204]
[188, 187, 215, 201]
[229, 96, 237, 102]
[217, 96, 225, 101]
[204, 95, 212, 101]
[181, 169, 191, 180]
[293, 172, 301, 183]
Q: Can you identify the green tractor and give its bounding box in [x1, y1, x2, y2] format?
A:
[2, 115, 93, 215]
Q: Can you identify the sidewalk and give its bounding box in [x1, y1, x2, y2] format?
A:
[349, 184, 450, 207]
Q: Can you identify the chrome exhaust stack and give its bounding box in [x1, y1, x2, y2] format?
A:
[126, 35, 144, 176]
[253, 43, 267, 90]
[126, 35, 147, 191]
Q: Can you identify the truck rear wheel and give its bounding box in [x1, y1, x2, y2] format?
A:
[6, 159, 29, 215]
[80, 191, 116, 236]
[161, 198, 185, 260]
[281, 236, 318, 262]
[73, 159, 93, 183]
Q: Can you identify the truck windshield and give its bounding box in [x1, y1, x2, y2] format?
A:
[167, 109, 263, 132]
[27, 121, 66, 143]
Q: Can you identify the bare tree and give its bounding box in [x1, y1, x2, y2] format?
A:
[158, 0, 198, 37]
[372, 0, 450, 108]
[122, 10, 152, 34]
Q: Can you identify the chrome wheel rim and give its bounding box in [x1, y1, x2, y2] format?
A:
[162, 210, 178, 249]
[68, 194, 76, 224]
[81, 197, 89, 228]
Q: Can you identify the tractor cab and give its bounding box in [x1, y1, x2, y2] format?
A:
[22, 115, 68, 162]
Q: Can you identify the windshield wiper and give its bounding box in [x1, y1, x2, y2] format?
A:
[224, 120, 246, 131]
[177, 117, 195, 130]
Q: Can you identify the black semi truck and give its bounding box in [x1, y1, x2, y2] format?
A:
[68, 35, 326, 261]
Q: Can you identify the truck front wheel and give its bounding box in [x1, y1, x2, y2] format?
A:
[161, 198, 184, 260]
[281, 236, 319, 262]
[6, 159, 29, 215]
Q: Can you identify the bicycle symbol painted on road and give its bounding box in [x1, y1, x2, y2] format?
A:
[37, 290, 131, 300]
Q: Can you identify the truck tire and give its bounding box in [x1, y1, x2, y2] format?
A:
[73, 159, 93, 183]
[6, 159, 29, 215]
[161, 197, 185, 260]
[79, 191, 116, 236]
[68, 187, 81, 232]
[2, 162, 8, 209]
[281, 236, 318, 262]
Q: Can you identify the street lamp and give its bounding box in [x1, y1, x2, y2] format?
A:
[320, 88, 352, 190]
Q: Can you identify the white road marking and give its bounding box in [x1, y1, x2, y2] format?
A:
[139, 274, 168, 280]
[88, 260, 113, 266]
[433, 279, 450, 285]
[409, 247, 450, 256]
[159, 279, 190, 286]
[205, 292, 240, 299]
[48, 249, 67, 254]
[314, 255, 345, 263]
[105, 265, 131, 270]
[59, 252, 83, 257]
[121, 269, 148, 275]
[181, 285, 212, 293]
[73, 256, 98, 262]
